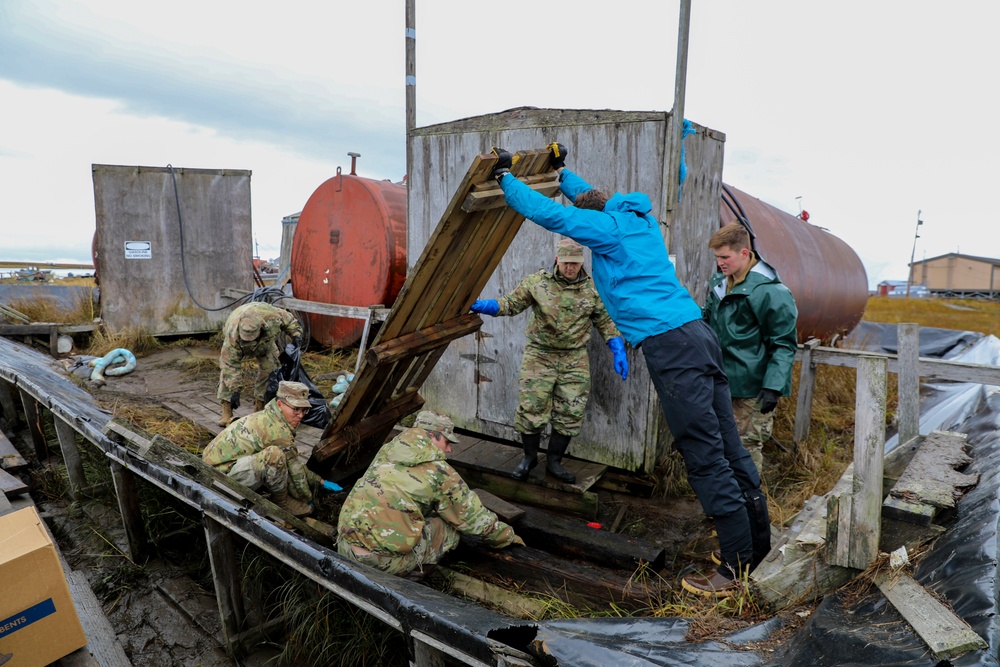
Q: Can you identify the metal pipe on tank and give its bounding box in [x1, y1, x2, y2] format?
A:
[719, 184, 868, 343]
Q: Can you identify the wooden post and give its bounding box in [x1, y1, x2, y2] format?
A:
[18, 389, 48, 460]
[0, 380, 18, 429]
[204, 516, 246, 650]
[848, 355, 887, 568]
[793, 339, 821, 443]
[897, 323, 921, 446]
[410, 631, 448, 667]
[662, 0, 692, 223]
[110, 461, 148, 562]
[53, 416, 88, 499]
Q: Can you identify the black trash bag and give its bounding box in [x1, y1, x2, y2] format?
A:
[264, 343, 331, 429]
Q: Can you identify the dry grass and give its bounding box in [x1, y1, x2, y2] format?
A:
[6, 292, 98, 324]
[102, 401, 213, 454]
[863, 296, 1000, 337]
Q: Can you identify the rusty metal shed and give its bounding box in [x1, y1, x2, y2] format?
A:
[407, 108, 724, 473]
[92, 164, 253, 336]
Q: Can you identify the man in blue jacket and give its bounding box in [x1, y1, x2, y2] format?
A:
[493, 144, 770, 597]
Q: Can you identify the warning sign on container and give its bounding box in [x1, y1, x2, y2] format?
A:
[124, 241, 152, 259]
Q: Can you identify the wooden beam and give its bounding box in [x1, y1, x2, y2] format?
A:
[0, 380, 19, 429]
[844, 356, 887, 569]
[110, 461, 149, 563]
[797, 345, 1000, 386]
[365, 314, 482, 367]
[0, 323, 97, 335]
[0, 467, 28, 497]
[461, 177, 560, 213]
[204, 516, 246, 650]
[432, 567, 548, 620]
[473, 488, 525, 524]
[454, 466, 598, 520]
[18, 388, 48, 460]
[311, 388, 424, 465]
[219, 289, 390, 322]
[515, 505, 665, 571]
[54, 416, 88, 499]
[0, 428, 27, 470]
[874, 571, 987, 660]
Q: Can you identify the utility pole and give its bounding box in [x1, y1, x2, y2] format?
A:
[906, 210, 923, 297]
[405, 0, 416, 182]
[662, 0, 692, 231]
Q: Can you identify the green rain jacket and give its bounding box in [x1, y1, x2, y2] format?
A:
[703, 257, 798, 399]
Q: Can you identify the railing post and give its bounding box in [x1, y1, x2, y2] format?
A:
[793, 339, 821, 443]
[53, 415, 88, 499]
[897, 323, 921, 445]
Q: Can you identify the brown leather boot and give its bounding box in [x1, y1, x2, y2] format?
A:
[254, 398, 266, 412]
[217, 400, 233, 427]
[273, 490, 312, 517]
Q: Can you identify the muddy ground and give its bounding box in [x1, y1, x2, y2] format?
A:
[14, 344, 756, 666]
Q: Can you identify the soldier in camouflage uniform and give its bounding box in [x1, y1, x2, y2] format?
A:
[217, 301, 303, 426]
[203, 380, 320, 516]
[704, 222, 798, 474]
[336, 411, 523, 578]
[471, 238, 629, 484]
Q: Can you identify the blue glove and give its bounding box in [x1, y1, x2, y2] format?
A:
[322, 480, 343, 493]
[608, 336, 628, 381]
[470, 299, 500, 316]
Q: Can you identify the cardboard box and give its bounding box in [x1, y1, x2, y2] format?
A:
[0, 506, 87, 667]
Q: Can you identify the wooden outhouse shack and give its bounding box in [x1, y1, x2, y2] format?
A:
[407, 108, 725, 473]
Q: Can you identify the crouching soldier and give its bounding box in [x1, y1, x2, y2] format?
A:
[217, 301, 303, 426]
[203, 380, 320, 517]
[337, 411, 524, 579]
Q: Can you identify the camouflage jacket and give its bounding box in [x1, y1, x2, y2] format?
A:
[497, 268, 620, 350]
[202, 399, 296, 472]
[337, 427, 516, 555]
[221, 302, 303, 358]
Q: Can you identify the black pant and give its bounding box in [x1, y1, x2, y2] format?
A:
[642, 319, 760, 573]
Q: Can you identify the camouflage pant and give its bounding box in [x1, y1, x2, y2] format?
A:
[732, 397, 775, 472]
[225, 445, 317, 502]
[336, 517, 460, 577]
[514, 345, 590, 436]
[217, 339, 279, 403]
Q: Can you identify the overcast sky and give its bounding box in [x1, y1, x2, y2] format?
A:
[1, 1, 996, 288]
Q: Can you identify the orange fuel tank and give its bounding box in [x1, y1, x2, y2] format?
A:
[719, 184, 868, 343]
[292, 159, 407, 347]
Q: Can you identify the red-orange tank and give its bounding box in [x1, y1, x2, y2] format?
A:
[719, 184, 868, 343]
[292, 161, 407, 347]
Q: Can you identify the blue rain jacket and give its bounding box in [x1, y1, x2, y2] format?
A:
[500, 169, 702, 346]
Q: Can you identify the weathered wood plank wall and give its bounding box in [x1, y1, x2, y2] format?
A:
[409, 109, 725, 472]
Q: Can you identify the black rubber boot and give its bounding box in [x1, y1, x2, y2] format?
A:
[511, 433, 540, 480]
[743, 489, 772, 571]
[546, 431, 576, 484]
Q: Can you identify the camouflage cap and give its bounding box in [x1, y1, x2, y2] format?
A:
[277, 381, 311, 408]
[238, 317, 262, 341]
[556, 238, 585, 262]
[413, 410, 460, 443]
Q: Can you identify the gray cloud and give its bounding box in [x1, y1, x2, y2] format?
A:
[0, 10, 406, 178]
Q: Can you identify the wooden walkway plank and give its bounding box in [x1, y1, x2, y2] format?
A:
[883, 431, 977, 525]
[875, 571, 987, 660]
[0, 427, 27, 469]
[0, 466, 28, 497]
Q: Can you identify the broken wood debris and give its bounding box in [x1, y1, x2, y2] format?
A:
[883, 430, 978, 526]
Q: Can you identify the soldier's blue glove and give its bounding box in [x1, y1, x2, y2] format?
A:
[608, 336, 628, 381]
[470, 299, 500, 316]
[758, 388, 780, 414]
[322, 480, 343, 493]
